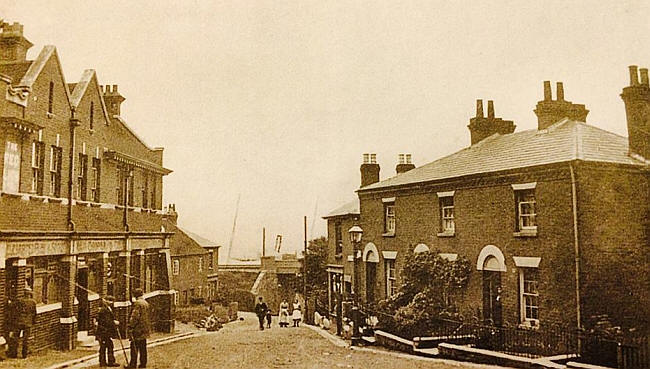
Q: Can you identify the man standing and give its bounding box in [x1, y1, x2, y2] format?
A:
[7, 289, 37, 359]
[254, 296, 268, 331]
[96, 295, 120, 367]
[126, 289, 151, 369]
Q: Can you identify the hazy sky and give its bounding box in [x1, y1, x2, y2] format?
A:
[3, 1, 650, 260]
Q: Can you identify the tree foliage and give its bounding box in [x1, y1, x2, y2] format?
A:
[378, 250, 471, 338]
[303, 236, 329, 310]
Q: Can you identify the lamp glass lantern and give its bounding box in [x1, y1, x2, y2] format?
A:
[348, 225, 363, 244]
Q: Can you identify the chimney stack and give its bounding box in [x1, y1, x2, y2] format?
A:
[102, 84, 126, 117]
[0, 22, 33, 63]
[621, 65, 650, 159]
[543, 81, 552, 100]
[487, 100, 495, 118]
[163, 203, 178, 224]
[556, 82, 564, 101]
[360, 153, 380, 187]
[467, 99, 516, 145]
[396, 153, 415, 175]
[534, 81, 588, 130]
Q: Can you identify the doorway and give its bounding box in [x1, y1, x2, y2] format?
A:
[365, 261, 376, 303]
[76, 267, 90, 331]
[482, 269, 502, 326]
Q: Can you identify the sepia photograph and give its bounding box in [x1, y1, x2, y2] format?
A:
[0, 1, 648, 368]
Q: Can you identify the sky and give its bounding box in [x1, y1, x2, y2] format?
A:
[2, 1, 650, 261]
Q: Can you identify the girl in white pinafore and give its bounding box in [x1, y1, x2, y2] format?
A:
[291, 299, 302, 327]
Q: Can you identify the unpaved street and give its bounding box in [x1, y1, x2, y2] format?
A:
[76, 314, 492, 369]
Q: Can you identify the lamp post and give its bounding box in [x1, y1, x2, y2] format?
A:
[348, 224, 363, 346]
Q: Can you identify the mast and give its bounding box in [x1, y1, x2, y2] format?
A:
[226, 194, 241, 262]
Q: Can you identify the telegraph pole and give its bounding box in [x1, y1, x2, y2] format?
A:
[303, 216, 308, 321]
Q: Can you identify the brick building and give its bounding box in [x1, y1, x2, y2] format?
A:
[326, 70, 649, 332]
[0, 21, 175, 351]
[163, 204, 220, 306]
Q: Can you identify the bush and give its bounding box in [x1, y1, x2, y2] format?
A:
[377, 250, 471, 339]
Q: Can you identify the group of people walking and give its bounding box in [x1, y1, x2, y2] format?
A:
[255, 296, 302, 330]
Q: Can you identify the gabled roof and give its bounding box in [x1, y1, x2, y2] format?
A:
[323, 200, 360, 219]
[5, 46, 73, 110]
[162, 219, 208, 257]
[360, 119, 647, 192]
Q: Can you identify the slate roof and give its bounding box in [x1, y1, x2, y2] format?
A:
[182, 229, 220, 249]
[162, 219, 208, 257]
[360, 119, 648, 192]
[323, 200, 360, 219]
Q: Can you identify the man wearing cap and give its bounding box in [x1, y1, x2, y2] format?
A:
[7, 289, 37, 359]
[96, 295, 120, 367]
[126, 288, 151, 369]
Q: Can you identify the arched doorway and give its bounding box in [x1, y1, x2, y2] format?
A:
[363, 243, 379, 304]
[476, 245, 506, 326]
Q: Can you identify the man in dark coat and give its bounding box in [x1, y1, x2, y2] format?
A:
[96, 295, 120, 367]
[7, 289, 37, 359]
[126, 288, 151, 369]
[254, 296, 268, 331]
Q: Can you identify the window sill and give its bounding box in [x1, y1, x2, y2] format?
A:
[514, 228, 538, 238]
[518, 320, 540, 330]
[382, 232, 395, 237]
[437, 231, 455, 238]
[29, 195, 47, 202]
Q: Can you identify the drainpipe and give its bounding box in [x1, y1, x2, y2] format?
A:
[67, 112, 80, 231]
[569, 162, 582, 330]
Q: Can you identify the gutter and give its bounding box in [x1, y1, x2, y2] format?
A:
[569, 162, 582, 330]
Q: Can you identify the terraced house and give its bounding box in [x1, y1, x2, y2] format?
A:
[327, 69, 649, 333]
[0, 21, 175, 351]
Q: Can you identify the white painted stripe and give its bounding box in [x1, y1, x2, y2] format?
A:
[37, 302, 62, 314]
[511, 182, 537, 190]
[60, 316, 77, 324]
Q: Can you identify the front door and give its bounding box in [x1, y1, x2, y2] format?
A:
[365, 262, 376, 303]
[76, 267, 90, 331]
[482, 270, 502, 326]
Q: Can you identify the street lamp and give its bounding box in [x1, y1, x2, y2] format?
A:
[348, 224, 363, 345]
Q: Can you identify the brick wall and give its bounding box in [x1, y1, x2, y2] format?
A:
[357, 165, 579, 328]
[170, 254, 208, 305]
[576, 162, 650, 330]
[31, 306, 62, 352]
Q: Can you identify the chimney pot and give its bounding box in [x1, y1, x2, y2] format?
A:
[363, 153, 369, 164]
[556, 82, 564, 101]
[640, 68, 649, 87]
[629, 65, 639, 86]
[112, 84, 118, 93]
[543, 81, 552, 100]
[476, 100, 484, 118]
[487, 100, 495, 118]
[406, 154, 412, 164]
[398, 153, 405, 164]
[370, 153, 377, 164]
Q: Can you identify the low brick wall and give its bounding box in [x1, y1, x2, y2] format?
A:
[374, 330, 414, 354]
[438, 343, 563, 369]
[32, 304, 63, 352]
